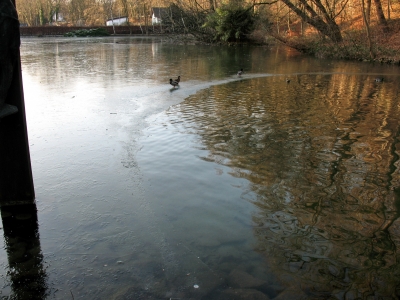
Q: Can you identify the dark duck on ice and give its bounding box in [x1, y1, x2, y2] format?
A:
[170, 78, 179, 88]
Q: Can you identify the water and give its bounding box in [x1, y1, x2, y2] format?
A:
[1, 36, 400, 299]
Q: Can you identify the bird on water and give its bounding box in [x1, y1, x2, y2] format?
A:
[174, 75, 181, 83]
[237, 68, 243, 76]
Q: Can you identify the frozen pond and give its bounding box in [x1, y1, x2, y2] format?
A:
[1, 36, 400, 299]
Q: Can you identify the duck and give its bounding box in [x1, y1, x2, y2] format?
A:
[375, 77, 384, 82]
[169, 78, 179, 88]
[237, 68, 243, 76]
[174, 76, 181, 83]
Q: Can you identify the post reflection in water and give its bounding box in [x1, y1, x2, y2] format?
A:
[1, 204, 48, 299]
[163, 73, 400, 298]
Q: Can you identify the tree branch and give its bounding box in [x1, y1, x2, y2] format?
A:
[333, 0, 350, 19]
[253, 1, 280, 4]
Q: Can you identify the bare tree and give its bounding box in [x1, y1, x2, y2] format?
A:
[279, 0, 343, 42]
[360, 0, 374, 58]
[16, 0, 38, 25]
[67, 0, 88, 25]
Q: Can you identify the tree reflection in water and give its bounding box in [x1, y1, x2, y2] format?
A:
[165, 74, 400, 298]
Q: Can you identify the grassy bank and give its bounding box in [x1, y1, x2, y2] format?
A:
[257, 19, 400, 65]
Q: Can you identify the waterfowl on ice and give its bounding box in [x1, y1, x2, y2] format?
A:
[237, 68, 243, 76]
[169, 78, 179, 88]
[174, 76, 181, 83]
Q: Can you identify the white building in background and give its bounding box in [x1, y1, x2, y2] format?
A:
[106, 16, 128, 26]
[52, 12, 65, 23]
[151, 8, 167, 25]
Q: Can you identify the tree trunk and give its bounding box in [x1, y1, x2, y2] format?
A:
[366, 0, 371, 23]
[144, 4, 148, 35]
[209, 0, 216, 11]
[121, 0, 131, 34]
[373, 0, 389, 32]
[109, 0, 115, 35]
[361, 0, 374, 59]
[276, 1, 280, 34]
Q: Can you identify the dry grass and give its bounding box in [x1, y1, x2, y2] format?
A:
[260, 3, 400, 64]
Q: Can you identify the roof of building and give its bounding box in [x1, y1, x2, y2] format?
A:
[106, 16, 128, 22]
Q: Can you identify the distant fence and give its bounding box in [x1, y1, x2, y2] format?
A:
[19, 26, 165, 36]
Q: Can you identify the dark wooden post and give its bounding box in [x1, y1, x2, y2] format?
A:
[0, 0, 35, 204]
[0, 2, 43, 297]
[0, 0, 47, 299]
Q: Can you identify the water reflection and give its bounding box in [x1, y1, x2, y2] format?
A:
[164, 73, 400, 297]
[18, 36, 400, 298]
[1, 204, 48, 299]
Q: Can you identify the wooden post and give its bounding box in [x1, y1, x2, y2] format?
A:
[0, 0, 35, 205]
[0, 3, 42, 297]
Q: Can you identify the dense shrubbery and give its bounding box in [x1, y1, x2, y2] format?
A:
[64, 28, 110, 37]
[203, 4, 256, 42]
[160, 4, 213, 42]
[161, 3, 257, 43]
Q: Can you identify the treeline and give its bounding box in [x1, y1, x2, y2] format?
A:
[16, 0, 400, 61]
